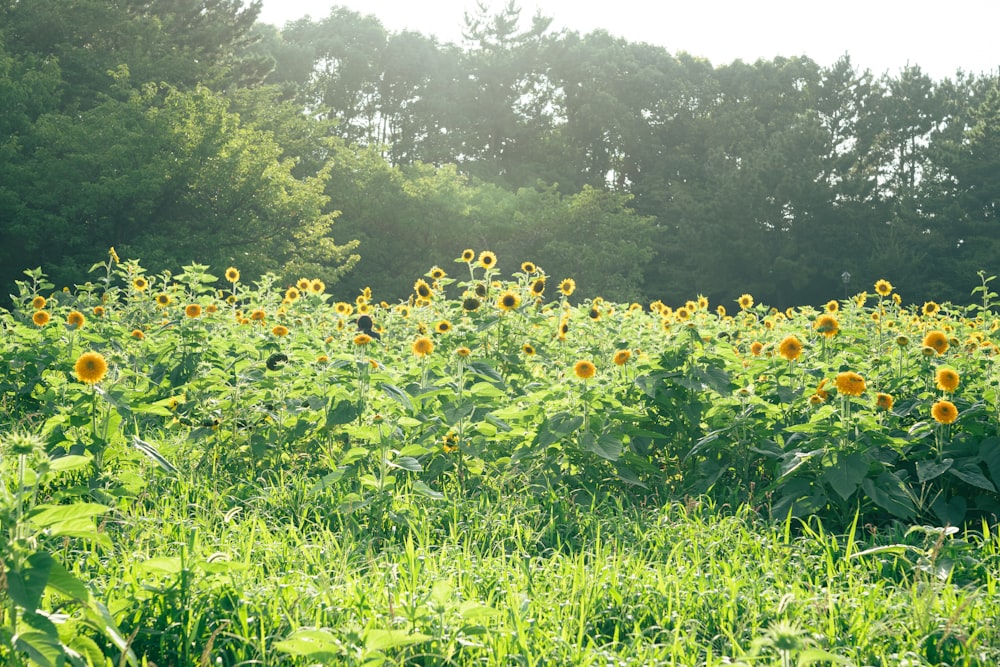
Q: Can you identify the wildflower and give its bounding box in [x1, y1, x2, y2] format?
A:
[559, 278, 576, 296]
[133, 277, 149, 291]
[32, 311, 50, 326]
[412, 336, 434, 357]
[460, 248, 475, 263]
[414, 279, 433, 300]
[66, 310, 86, 329]
[74, 351, 108, 385]
[272, 325, 289, 337]
[737, 294, 754, 310]
[225, 267, 240, 283]
[874, 279, 893, 296]
[317, 354, 329, 363]
[931, 399, 958, 424]
[613, 349, 632, 366]
[778, 335, 803, 362]
[814, 314, 839, 337]
[935, 368, 960, 392]
[435, 320, 452, 334]
[835, 371, 866, 397]
[185, 304, 202, 319]
[478, 251, 497, 269]
[32, 295, 46, 309]
[498, 290, 521, 312]
[922, 330, 949, 355]
[573, 360, 596, 379]
[876, 392, 894, 411]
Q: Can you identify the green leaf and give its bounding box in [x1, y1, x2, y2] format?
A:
[534, 412, 584, 448]
[916, 458, 954, 483]
[411, 480, 444, 499]
[579, 432, 622, 461]
[380, 383, 413, 412]
[46, 454, 92, 473]
[80, 597, 136, 665]
[823, 451, 868, 501]
[45, 558, 89, 601]
[13, 630, 63, 667]
[29, 502, 109, 529]
[386, 456, 422, 472]
[274, 628, 342, 660]
[327, 400, 361, 426]
[132, 435, 178, 473]
[365, 629, 432, 652]
[947, 460, 996, 491]
[7, 551, 54, 612]
[862, 472, 915, 520]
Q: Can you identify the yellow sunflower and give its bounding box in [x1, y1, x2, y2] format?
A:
[875, 392, 894, 412]
[354, 333, 373, 346]
[412, 336, 434, 357]
[497, 290, 521, 312]
[778, 335, 803, 362]
[922, 330, 949, 355]
[133, 276, 149, 292]
[184, 304, 202, 319]
[414, 279, 433, 300]
[922, 301, 940, 316]
[931, 399, 958, 424]
[835, 371, 866, 397]
[32, 295, 46, 310]
[874, 279, 893, 296]
[825, 300, 839, 313]
[478, 251, 497, 269]
[737, 294, 754, 310]
[74, 351, 108, 385]
[522, 343, 536, 355]
[573, 360, 596, 379]
[613, 349, 632, 366]
[935, 368, 959, 392]
[814, 314, 839, 337]
[310, 279, 325, 294]
[429, 266, 446, 280]
[456, 346, 471, 358]
[225, 267, 240, 283]
[460, 248, 475, 263]
[32, 310, 50, 326]
[559, 278, 576, 297]
[521, 261, 536, 273]
[155, 293, 171, 307]
[271, 325, 289, 337]
[66, 310, 86, 329]
[435, 320, 452, 334]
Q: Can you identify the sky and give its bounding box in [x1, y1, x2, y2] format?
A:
[255, 0, 999, 81]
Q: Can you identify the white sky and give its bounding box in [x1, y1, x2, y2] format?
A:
[255, 0, 1000, 80]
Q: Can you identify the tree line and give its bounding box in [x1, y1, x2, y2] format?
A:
[2, 0, 998, 308]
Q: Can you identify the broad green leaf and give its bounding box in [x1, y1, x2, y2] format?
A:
[823, 452, 868, 501]
[411, 480, 444, 499]
[29, 503, 109, 528]
[386, 456, 422, 472]
[379, 383, 413, 411]
[7, 551, 54, 612]
[327, 400, 361, 425]
[45, 558, 89, 601]
[916, 458, 953, 483]
[132, 435, 178, 473]
[579, 433, 622, 461]
[365, 629, 432, 652]
[274, 628, 341, 659]
[947, 460, 995, 491]
[46, 454, 92, 473]
[13, 630, 63, 667]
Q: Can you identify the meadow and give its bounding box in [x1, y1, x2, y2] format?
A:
[2, 250, 1000, 666]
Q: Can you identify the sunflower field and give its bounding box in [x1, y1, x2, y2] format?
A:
[2, 251, 1000, 666]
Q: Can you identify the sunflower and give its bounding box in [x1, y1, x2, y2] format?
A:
[922, 301, 940, 316]
[737, 294, 754, 310]
[922, 330, 949, 355]
[354, 333, 373, 346]
[131, 328, 145, 340]
[250, 309, 266, 322]
[429, 266, 446, 280]
[285, 287, 301, 302]
[442, 432, 459, 454]
[414, 279, 433, 299]
[874, 280, 893, 296]
[225, 267, 240, 283]
[613, 349, 632, 366]
[588, 307, 601, 321]
[498, 290, 521, 312]
[412, 336, 434, 357]
[573, 360, 596, 379]
[317, 354, 329, 363]
[74, 351, 108, 385]
[808, 393, 826, 405]
[935, 368, 960, 392]
[697, 295, 709, 311]
[835, 371, 866, 397]
[716, 305, 727, 317]
[133, 276, 149, 292]
[155, 293, 171, 307]
[31, 295, 46, 310]
[461, 249, 475, 263]
[456, 346, 471, 358]
[335, 302, 353, 316]
[205, 304, 217, 314]
[518, 261, 535, 274]
[825, 300, 839, 313]
[478, 251, 497, 269]
[294, 278, 309, 292]
[531, 278, 545, 296]
[814, 314, 839, 337]
[184, 304, 202, 319]
[875, 392, 894, 411]
[931, 399, 958, 424]
[435, 320, 452, 334]
[66, 310, 86, 329]
[813, 379, 829, 402]
[522, 343, 536, 355]
[268, 325, 288, 337]
[558, 317, 569, 340]
[310, 279, 325, 294]
[750, 341, 764, 356]
[558, 278, 576, 297]
[896, 335, 910, 346]
[778, 335, 803, 362]
[32, 310, 50, 326]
